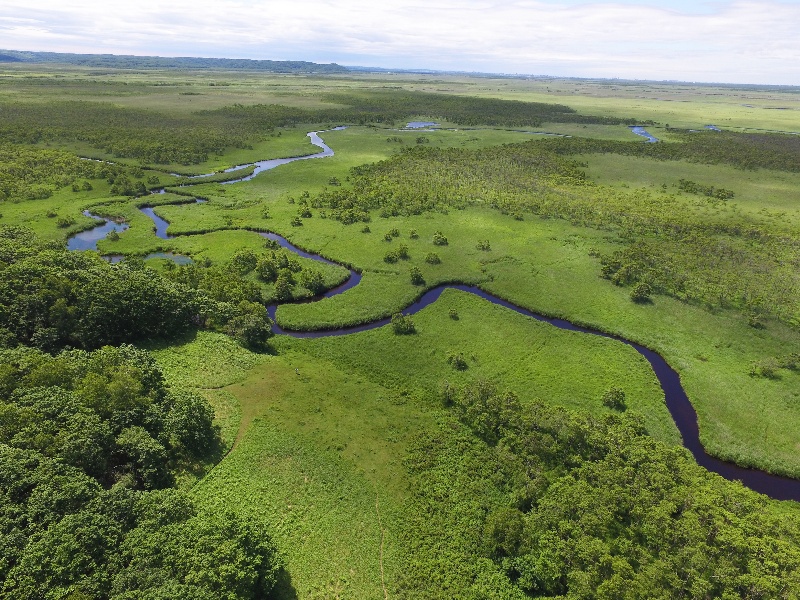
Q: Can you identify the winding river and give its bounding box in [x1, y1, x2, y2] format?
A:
[68, 129, 800, 501]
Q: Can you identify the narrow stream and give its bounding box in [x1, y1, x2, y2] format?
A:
[629, 126, 659, 143]
[67, 128, 800, 501]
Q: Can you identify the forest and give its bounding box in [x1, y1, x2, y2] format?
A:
[0, 65, 799, 598]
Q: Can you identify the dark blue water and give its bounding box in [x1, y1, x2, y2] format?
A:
[406, 121, 439, 129]
[629, 126, 659, 143]
[705, 125, 722, 132]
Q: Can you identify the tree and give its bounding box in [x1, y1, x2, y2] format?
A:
[273, 271, 293, 302]
[601, 387, 626, 410]
[630, 282, 652, 303]
[391, 313, 415, 334]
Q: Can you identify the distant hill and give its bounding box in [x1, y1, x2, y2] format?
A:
[0, 49, 348, 73]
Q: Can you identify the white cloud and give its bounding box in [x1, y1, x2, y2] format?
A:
[0, 0, 797, 84]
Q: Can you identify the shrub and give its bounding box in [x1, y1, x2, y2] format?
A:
[361, 225, 371, 233]
[384, 251, 399, 263]
[630, 282, 652, 303]
[230, 249, 258, 275]
[601, 387, 626, 410]
[410, 266, 425, 285]
[449, 308, 459, 320]
[290, 216, 303, 227]
[56, 217, 75, 228]
[425, 253, 441, 264]
[397, 244, 409, 259]
[391, 313, 415, 334]
[409, 229, 418, 238]
[432, 231, 448, 246]
[447, 352, 468, 370]
[476, 239, 491, 251]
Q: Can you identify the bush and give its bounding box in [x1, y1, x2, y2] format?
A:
[409, 229, 418, 238]
[384, 251, 399, 263]
[410, 266, 425, 285]
[397, 244, 410, 259]
[425, 252, 441, 264]
[630, 282, 652, 303]
[361, 225, 371, 233]
[447, 352, 468, 370]
[391, 313, 415, 334]
[449, 308, 459, 320]
[601, 387, 626, 410]
[56, 217, 75, 228]
[432, 231, 448, 246]
[476, 239, 491, 251]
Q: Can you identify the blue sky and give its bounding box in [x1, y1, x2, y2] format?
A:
[0, 1, 798, 84]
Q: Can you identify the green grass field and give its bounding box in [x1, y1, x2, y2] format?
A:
[3, 64, 800, 598]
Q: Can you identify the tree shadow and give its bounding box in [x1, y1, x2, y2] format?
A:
[269, 567, 298, 600]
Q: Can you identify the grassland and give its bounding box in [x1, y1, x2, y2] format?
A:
[2, 65, 800, 598]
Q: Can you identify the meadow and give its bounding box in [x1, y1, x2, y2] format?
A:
[1, 64, 800, 598]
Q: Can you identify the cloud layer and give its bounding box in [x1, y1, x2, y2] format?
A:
[0, 0, 797, 84]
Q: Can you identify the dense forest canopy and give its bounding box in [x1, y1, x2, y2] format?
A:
[0, 227, 274, 352]
[399, 380, 800, 598]
[0, 344, 280, 598]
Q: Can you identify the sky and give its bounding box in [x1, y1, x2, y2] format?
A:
[1, 0, 798, 85]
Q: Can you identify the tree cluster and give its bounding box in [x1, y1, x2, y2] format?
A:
[399, 379, 800, 598]
[0, 143, 123, 202]
[0, 227, 274, 352]
[0, 344, 279, 598]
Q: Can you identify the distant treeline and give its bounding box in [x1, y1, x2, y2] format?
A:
[216, 90, 632, 128]
[0, 49, 347, 73]
[0, 91, 636, 166]
[536, 130, 800, 172]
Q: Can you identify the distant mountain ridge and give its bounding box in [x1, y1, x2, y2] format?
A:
[0, 49, 348, 73]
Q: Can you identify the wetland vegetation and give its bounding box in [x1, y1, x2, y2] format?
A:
[1, 62, 800, 598]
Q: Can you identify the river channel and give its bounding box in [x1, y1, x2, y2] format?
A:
[67, 128, 800, 502]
